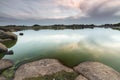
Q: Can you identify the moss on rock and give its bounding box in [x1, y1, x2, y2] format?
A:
[24, 71, 78, 80]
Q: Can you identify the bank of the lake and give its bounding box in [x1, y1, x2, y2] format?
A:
[0, 30, 17, 56]
[1, 59, 120, 80]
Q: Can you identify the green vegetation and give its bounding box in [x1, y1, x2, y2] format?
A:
[24, 71, 78, 80]
[112, 27, 120, 31]
[1, 40, 17, 48]
[2, 67, 15, 79]
[0, 23, 120, 32]
[0, 53, 5, 59]
[0, 24, 95, 31]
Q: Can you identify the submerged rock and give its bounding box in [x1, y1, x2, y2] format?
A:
[74, 62, 120, 80]
[14, 59, 73, 80]
[0, 43, 8, 53]
[75, 75, 88, 80]
[0, 75, 6, 80]
[0, 59, 13, 71]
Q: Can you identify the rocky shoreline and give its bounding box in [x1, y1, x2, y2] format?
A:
[0, 30, 17, 55]
[0, 59, 120, 80]
[0, 23, 120, 32]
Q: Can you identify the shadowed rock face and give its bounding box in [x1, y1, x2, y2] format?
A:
[75, 75, 88, 80]
[74, 62, 120, 80]
[0, 59, 13, 71]
[14, 59, 73, 80]
[0, 43, 8, 53]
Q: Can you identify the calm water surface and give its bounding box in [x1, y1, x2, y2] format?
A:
[2, 28, 120, 72]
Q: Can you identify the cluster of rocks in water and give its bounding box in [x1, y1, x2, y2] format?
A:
[0, 59, 120, 80]
[0, 30, 17, 54]
[0, 29, 17, 80]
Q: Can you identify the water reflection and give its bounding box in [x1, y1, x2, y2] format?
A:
[3, 28, 120, 72]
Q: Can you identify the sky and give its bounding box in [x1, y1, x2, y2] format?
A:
[0, 0, 120, 25]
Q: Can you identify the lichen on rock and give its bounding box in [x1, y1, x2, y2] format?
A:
[74, 61, 120, 80]
[14, 59, 74, 80]
[0, 59, 13, 71]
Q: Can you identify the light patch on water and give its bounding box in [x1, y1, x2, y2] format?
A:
[111, 35, 120, 42]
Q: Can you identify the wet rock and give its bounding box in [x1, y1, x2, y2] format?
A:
[0, 30, 17, 40]
[74, 62, 120, 80]
[5, 50, 14, 55]
[0, 75, 6, 80]
[19, 33, 23, 36]
[14, 59, 73, 80]
[0, 43, 8, 53]
[5, 32, 17, 40]
[75, 75, 88, 80]
[0, 59, 13, 71]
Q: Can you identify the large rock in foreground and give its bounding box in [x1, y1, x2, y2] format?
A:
[0, 43, 8, 53]
[74, 62, 120, 80]
[0, 59, 13, 71]
[0, 30, 17, 41]
[14, 59, 73, 80]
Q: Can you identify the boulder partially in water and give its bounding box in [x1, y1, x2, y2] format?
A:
[0, 59, 13, 71]
[0, 43, 8, 53]
[74, 62, 120, 80]
[5, 32, 17, 40]
[0, 30, 17, 41]
[5, 50, 14, 55]
[14, 59, 73, 80]
[75, 75, 88, 80]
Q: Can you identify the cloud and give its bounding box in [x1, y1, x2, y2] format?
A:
[57, 0, 120, 18]
[0, 0, 81, 20]
[0, 0, 120, 25]
[0, 0, 57, 19]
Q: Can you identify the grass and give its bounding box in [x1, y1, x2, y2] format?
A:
[1, 67, 15, 80]
[1, 40, 17, 48]
[24, 71, 78, 80]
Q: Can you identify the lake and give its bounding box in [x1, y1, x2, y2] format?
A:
[2, 28, 120, 72]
